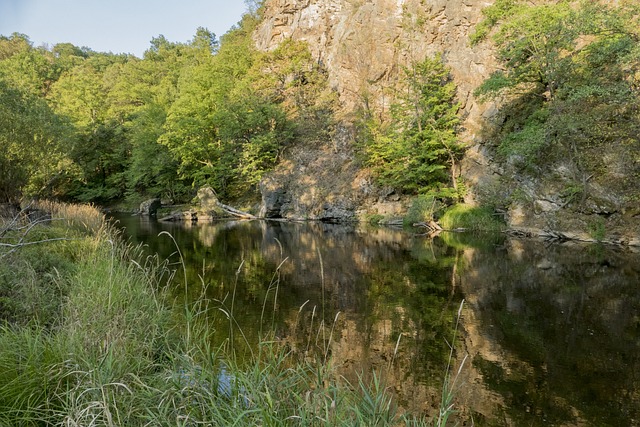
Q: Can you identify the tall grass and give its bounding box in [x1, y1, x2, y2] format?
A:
[439, 203, 505, 233]
[0, 201, 465, 426]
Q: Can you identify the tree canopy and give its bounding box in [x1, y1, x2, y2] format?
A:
[473, 0, 640, 207]
[0, 12, 333, 205]
[358, 55, 464, 198]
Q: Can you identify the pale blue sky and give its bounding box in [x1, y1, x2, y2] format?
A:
[0, 0, 249, 57]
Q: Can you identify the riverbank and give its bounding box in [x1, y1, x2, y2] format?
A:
[124, 189, 640, 249]
[0, 201, 455, 426]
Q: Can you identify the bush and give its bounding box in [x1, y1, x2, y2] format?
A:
[439, 204, 505, 232]
[403, 195, 444, 227]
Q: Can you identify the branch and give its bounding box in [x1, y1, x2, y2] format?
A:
[1, 204, 76, 258]
[0, 238, 76, 249]
[0, 237, 78, 259]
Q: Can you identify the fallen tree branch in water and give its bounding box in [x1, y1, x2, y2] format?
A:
[215, 200, 256, 219]
[413, 220, 443, 237]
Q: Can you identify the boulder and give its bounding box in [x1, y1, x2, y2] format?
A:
[259, 178, 290, 218]
[139, 198, 162, 216]
[197, 186, 219, 211]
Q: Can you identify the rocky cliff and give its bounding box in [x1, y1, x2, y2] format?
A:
[253, 0, 640, 246]
[255, 0, 497, 133]
[254, 0, 499, 221]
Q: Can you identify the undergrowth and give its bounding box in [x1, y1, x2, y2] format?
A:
[439, 204, 505, 233]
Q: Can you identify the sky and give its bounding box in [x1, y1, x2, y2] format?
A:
[0, 0, 249, 57]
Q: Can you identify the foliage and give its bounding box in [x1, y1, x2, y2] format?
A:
[0, 78, 76, 202]
[359, 55, 464, 197]
[473, 0, 640, 206]
[125, 104, 188, 201]
[438, 204, 505, 233]
[403, 195, 445, 227]
[0, 10, 335, 205]
[587, 216, 606, 242]
[473, 1, 578, 101]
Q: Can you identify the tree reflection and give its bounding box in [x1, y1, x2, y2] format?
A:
[110, 214, 640, 425]
[461, 240, 640, 426]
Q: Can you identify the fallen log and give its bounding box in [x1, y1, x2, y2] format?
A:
[197, 186, 256, 220]
[413, 220, 444, 237]
[215, 201, 256, 219]
[413, 220, 443, 231]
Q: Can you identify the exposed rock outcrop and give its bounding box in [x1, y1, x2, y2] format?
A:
[255, 0, 498, 137]
[139, 198, 162, 216]
[255, 0, 498, 221]
[254, 0, 639, 244]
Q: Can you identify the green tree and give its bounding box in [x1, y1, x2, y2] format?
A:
[49, 61, 106, 127]
[361, 55, 463, 196]
[126, 104, 187, 201]
[473, 0, 640, 205]
[0, 79, 75, 202]
[0, 34, 57, 96]
[110, 38, 192, 200]
[159, 18, 287, 197]
[0, 11, 337, 205]
[48, 54, 134, 202]
[473, 0, 578, 101]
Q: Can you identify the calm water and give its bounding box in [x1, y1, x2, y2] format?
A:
[110, 214, 640, 426]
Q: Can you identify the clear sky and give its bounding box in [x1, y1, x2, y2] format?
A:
[0, 0, 249, 57]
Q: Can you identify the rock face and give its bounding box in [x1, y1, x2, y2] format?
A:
[254, 0, 498, 220]
[254, 0, 639, 244]
[257, 130, 363, 221]
[255, 0, 498, 136]
[139, 198, 162, 216]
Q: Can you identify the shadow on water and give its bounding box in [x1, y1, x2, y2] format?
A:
[458, 239, 640, 426]
[110, 214, 640, 425]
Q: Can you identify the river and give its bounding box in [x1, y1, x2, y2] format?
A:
[110, 214, 640, 426]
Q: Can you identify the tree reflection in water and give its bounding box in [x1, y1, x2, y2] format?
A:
[111, 214, 640, 426]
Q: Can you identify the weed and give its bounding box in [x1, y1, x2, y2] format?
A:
[365, 213, 386, 225]
[588, 216, 606, 242]
[437, 300, 468, 427]
[0, 201, 469, 426]
[404, 195, 445, 227]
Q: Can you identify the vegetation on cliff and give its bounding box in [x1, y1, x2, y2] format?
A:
[357, 55, 465, 199]
[472, 0, 640, 218]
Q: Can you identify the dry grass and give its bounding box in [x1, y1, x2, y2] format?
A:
[30, 199, 105, 235]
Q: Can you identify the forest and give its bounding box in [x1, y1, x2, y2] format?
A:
[0, 10, 339, 207]
[1, 0, 639, 218]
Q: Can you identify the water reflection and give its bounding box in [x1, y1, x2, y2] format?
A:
[110, 214, 640, 425]
[458, 240, 640, 426]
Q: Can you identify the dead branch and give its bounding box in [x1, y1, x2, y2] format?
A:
[215, 201, 256, 219]
[413, 220, 444, 237]
[0, 205, 77, 259]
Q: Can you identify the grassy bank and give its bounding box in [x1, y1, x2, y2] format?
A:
[438, 204, 505, 233]
[0, 201, 458, 426]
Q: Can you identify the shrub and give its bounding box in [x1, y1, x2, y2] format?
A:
[403, 195, 445, 227]
[439, 204, 505, 232]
